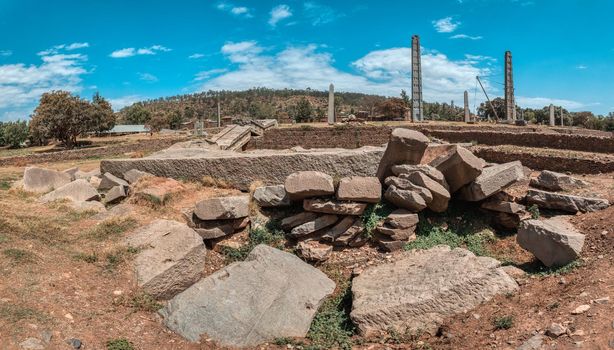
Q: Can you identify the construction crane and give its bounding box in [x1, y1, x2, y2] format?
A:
[476, 76, 499, 121]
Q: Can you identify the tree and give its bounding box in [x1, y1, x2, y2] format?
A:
[146, 112, 169, 133]
[123, 104, 151, 124]
[30, 91, 92, 149]
[400, 90, 410, 107]
[377, 98, 406, 119]
[288, 97, 313, 122]
[1, 120, 29, 148]
[89, 92, 116, 134]
[168, 110, 184, 129]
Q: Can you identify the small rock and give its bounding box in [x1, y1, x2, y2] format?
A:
[40, 179, 100, 203]
[303, 199, 367, 216]
[19, 338, 44, 350]
[98, 172, 129, 191]
[525, 189, 610, 213]
[530, 170, 589, 191]
[296, 241, 332, 262]
[194, 195, 250, 220]
[66, 338, 82, 349]
[290, 215, 338, 238]
[517, 217, 584, 267]
[384, 185, 428, 212]
[104, 185, 126, 204]
[516, 334, 544, 350]
[253, 185, 291, 207]
[284, 171, 334, 200]
[594, 296, 609, 304]
[281, 212, 319, 231]
[571, 305, 590, 315]
[376, 128, 430, 180]
[546, 322, 567, 338]
[429, 146, 483, 193]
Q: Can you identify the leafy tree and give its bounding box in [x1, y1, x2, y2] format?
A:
[123, 104, 151, 124]
[377, 98, 406, 119]
[146, 112, 169, 133]
[89, 92, 116, 134]
[477, 97, 506, 121]
[1, 120, 29, 148]
[400, 89, 410, 107]
[168, 110, 184, 129]
[30, 91, 92, 149]
[289, 97, 313, 123]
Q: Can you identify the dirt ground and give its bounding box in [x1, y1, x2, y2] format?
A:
[0, 142, 612, 349]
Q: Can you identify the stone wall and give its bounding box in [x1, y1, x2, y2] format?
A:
[246, 125, 614, 154]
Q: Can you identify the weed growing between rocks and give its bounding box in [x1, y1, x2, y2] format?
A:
[528, 204, 540, 219]
[104, 247, 139, 272]
[528, 259, 582, 276]
[361, 202, 395, 238]
[221, 220, 285, 263]
[106, 338, 134, 350]
[307, 270, 354, 350]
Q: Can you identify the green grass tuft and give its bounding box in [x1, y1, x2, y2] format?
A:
[104, 246, 139, 272]
[0, 304, 48, 323]
[106, 338, 134, 350]
[493, 315, 514, 330]
[527, 204, 540, 219]
[3, 248, 36, 264]
[221, 220, 285, 263]
[529, 260, 582, 276]
[360, 202, 394, 238]
[87, 217, 137, 241]
[73, 252, 98, 263]
[115, 293, 163, 313]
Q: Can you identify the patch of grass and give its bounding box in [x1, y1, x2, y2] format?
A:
[86, 217, 137, 241]
[73, 252, 98, 263]
[0, 233, 9, 244]
[307, 273, 354, 350]
[492, 315, 514, 330]
[115, 293, 162, 313]
[221, 220, 285, 263]
[9, 215, 69, 246]
[106, 339, 134, 350]
[0, 181, 11, 190]
[527, 204, 540, 219]
[104, 247, 139, 272]
[529, 260, 582, 276]
[3, 248, 36, 264]
[0, 304, 48, 323]
[300, 125, 314, 130]
[360, 202, 394, 238]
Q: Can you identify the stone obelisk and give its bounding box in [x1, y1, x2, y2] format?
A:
[327, 83, 335, 124]
[504, 51, 516, 121]
[411, 35, 423, 122]
[549, 104, 555, 126]
[560, 107, 564, 127]
[464, 91, 470, 123]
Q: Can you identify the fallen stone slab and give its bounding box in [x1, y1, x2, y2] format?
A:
[159, 245, 335, 347]
[458, 161, 525, 201]
[517, 217, 585, 267]
[384, 176, 433, 203]
[303, 199, 367, 216]
[404, 172, 450, 212]
[123, 169, 152, 184]
[296, 240, 332, 262]
[253, 185, 291, 207]
[320, 216, 356, 242]
[376, 128, 430, 180]
[133, 177, 184, 205]
[385, 209, 419, 229]
[281, 212, 319, 231]
[40, 179, 100, 203]
[350, 245, 518, 336]
[530, 170, 589, 191]
[101, 146, 384, 192]
[336, 176, 381, 203]
[290, 215, 338, 238]
[194, 195, 250, 220]
[525, 189, 610, 213]
[373, 232, 412, 252]
[481, 200, 526, 214]
[375, 225, 415, 241]
[391, 164, 448, 190]
[104, 185, 126, 204]
[23, 166, 72, 193]
[98, 172, 129, 191]
[384, 185, 428, 212]
[285, 171, 335, 200]
[183, 209, 249, 240]
[333, 219, 364, 246]
[430, 146, 483, 193]
[126, 220, 206, 299]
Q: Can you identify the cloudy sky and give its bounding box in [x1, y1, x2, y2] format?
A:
[0, 0, 613, 121]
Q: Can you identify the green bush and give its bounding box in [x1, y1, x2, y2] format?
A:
[0, 120, 29, 148]
[493, 315, 514, 330]
[106, 338, 134, 350]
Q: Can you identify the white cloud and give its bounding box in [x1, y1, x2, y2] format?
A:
[269, 4, 292, 27]
[0, 52, 88, 116]
[194, 69, 228, 81]
[189, 53, 205, 59]
[303, 2, 342, 26]
[66, 42, 89, 50]
[37, 42, 90, 56]
[199, 42, 491, 104]
[217, 2, 253, 17]
[450, 34, 482, 40]
[138, 72, 158, 82]
[516, 96, 586, 110]
[576, 64, 588, 70]
[108, 95, 144, 111]
[109, 45, 171, 58]
[432, 17, 460, 33]
[0, 50, 13, 57]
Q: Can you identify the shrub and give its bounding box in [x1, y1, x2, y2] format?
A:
[493, 315, 514, 330]
[106, 339, 134, 350]
[0, 120, 29, 148]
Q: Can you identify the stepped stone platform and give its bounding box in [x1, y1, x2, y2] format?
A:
[100, 144, 385, 191]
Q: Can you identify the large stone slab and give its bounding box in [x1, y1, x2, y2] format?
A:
[303, 199, 367, 216]
[517, 217, 585, 267]
[126, 220, 207, 299]
[376, 128, 430, 180]
[98, 172, 129, 191]
[384, 185, 428, 212]
[23, 166, 72, 193]
[40, 179, 100, 203]
[404, 172, 450, 212]
[391, 164, 448, 190]
[336, 176, 381, 203]
[101, 146, 384, 191]
[530, 170, 589, 191]
[290, 215, 338, 237]
[525, 189, 610, 213]
[285, 171, 334, 200]
[194, 195, 250, 220]
[350, 246, 518, 336]
[159, 245, 335, 347]
[458, 161, 525, 201]
[281, 212, 318, 231]
[253, 185, 291, 207]
[430, 146, 483, 193]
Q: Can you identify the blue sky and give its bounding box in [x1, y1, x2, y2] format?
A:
[1, 0, 613, 121]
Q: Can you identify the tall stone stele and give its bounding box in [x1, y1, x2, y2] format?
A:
[411, 35, 423, 122]
[463, 90, 470, 123]
[327, 83, 335, 125]
[549, 104, 555, 126]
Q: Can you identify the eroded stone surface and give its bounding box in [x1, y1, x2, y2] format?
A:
[350, 245, 518, 336]
[530, 170, 589, 191]
[253, 185, 291, 207]
[458, 161, 525, 201]
[525, 189, 610, 213]
[303, 199, 367, 216]
[159, 245, 335, 347]
[336, 176, 381, 203]
[376, 128, 430, 180]
[194, 195, 250, 220]
[430, 146, 483, 193]
[40, 179, 100, 203]
[285, 171, 334, 200]
[126, 220, 206, 299]
[23, 167, 72, 193]
[517, 217, 585, 267]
